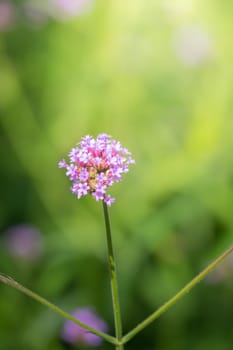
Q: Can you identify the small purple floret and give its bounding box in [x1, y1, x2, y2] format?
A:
[58, 159, 67, 168]
[59, 134, 135, 205]
[62, 307, 108, 347]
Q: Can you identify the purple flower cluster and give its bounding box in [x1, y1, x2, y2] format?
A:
[62, 308, 108, 347]
[59, 134, 135, 206]
[0, 0, 94, 32]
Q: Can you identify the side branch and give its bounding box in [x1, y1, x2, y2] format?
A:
[0, 274, 117, 346]
[122, 245, 233, 344]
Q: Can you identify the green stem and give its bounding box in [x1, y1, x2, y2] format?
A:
[122, 245, 233, 345]
[102, 201, 123, 350]
[0, 274, 117, 346]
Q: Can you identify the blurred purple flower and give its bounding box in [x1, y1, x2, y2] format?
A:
[4, 224, 43, 260]
[51, 0, 93, 20]
[62, 308, 108, 347]
[23, 1, 49, 27]
[0, 1, 16, 31]
[173, 26, 214, 66]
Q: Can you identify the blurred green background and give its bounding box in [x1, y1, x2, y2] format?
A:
[0, 0, 233, 349]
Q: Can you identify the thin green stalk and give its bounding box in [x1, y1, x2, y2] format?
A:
[0, 273, 117, 346]
[122, 245, 233, 345]
[102, 201, 123, 350]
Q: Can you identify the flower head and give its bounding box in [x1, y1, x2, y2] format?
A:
[62, 307, 108, 347]
[59, 134, 135, 206]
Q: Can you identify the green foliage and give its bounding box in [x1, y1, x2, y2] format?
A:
[0, 1, 233, 349]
